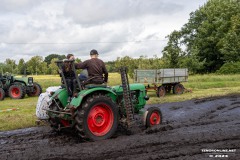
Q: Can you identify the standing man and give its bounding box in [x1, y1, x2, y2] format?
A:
[76, 49, 108, 84]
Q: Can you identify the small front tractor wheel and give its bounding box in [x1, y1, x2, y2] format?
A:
[28, 82, 42, 97]
[0, 88, 5, 101]
[173, 83, 184, 95]
[145, 107, 162, 128]
[8, 85, 25, 99]
[156, 86, 166, 97]
[75, 94, 119, 141]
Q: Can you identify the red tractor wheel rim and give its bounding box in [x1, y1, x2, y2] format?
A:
[150, 111, 161, 125]
[11, 87, 20, 98]
[87, 103, 114, 136]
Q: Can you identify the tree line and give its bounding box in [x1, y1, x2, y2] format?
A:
[1, 0, 240, 76]
[0, 54, 80, 75]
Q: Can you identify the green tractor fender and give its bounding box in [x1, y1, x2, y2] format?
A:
[13, 80, 27, 86]
[50, 88, 69, 107]
[14, 77, 31, 86]
[70, 87, 117, 109]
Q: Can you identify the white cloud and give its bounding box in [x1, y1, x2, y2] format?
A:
[64, 0, 183, 26]
[0, 0, 207, 63]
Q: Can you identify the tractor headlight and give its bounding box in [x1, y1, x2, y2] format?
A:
[28, 77, 33, 84]
[144, 95, 149, 101]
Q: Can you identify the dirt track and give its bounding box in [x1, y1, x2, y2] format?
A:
[0, 94, 240, 160]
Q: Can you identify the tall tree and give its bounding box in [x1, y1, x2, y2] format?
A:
[5, 59, 17, 73]
[0, 63, 5, 74]
[164, 0, 240, 73]
[18, 58, 26, 75]
[162, 30, 182, 68]
[26, 56, 44, 75]
[49, 58, 59, 74]
[220, 14, 240, 62]
[44, 54, 66, 65]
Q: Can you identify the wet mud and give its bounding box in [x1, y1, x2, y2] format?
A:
[0, 94, 240, 160]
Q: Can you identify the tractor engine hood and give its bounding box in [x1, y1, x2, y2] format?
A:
[15, 76, 33, 85]
[111, 83, 146, 92]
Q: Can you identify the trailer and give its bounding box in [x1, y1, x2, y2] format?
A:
[134, 68, 188, 97]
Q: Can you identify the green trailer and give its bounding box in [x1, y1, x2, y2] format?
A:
[134, 68, 188, 97]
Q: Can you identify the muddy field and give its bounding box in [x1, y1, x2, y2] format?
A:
[0, 94, 240, 160]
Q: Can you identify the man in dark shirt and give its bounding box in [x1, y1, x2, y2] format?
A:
[76, 49, 108, 84]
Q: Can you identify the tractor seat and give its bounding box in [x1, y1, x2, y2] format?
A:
[84, 84, 107, 89]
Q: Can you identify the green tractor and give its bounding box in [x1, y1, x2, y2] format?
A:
[46, 60, 162, 141]
[0, 73, 42, 100]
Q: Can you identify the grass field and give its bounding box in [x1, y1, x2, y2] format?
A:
[1, 73, 240, 131]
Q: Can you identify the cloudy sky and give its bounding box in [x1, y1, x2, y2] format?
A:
[0, 0, 207, 63]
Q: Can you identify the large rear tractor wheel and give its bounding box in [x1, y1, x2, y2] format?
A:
[145, 107, 162, 128]
[173, 83, 184, 95]
[75, 94, 119, 141]
[156, 86, 166, 97]
[0, 88, 5, 101]
[28, 82, 42, 96]
[8, 85, 25, 99]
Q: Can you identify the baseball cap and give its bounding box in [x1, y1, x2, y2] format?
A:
[90, 49, 99, 55]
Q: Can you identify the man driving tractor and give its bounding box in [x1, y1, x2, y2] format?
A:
[63, 50, 108, 101]
[75, 49, 108, 85]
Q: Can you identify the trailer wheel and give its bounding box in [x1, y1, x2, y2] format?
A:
[8, 85, 25, 99]
[145, 107, 162, 128]
[28, 82, 42, 96]
[173, 83, 184, 94]
[0, 88, 5, 101]
[157, 86, 166, 97]
[75, 94, 118, 141]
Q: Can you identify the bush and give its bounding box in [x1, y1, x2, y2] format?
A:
[217, 62, 240, 74]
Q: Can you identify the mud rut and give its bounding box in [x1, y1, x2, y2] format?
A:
[0, 94, 240, 160]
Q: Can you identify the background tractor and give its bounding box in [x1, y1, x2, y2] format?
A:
[0, 73, 42, 100]
[45, 60, 162, 141]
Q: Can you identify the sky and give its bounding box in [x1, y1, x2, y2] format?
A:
[0, 0, 207, 63]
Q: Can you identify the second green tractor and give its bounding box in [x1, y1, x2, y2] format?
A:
[0, 73, 42, 100]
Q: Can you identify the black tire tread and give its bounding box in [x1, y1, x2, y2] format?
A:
[0, 88, 5, 101]
[28, 82, 42, 96]
[146, 107, 162, 128]
[173, 83, 184, 94]
[75, 93, 118, 141]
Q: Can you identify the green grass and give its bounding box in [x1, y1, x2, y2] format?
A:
[0, 97, 38, 131]
[1, 73, 240, 131]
